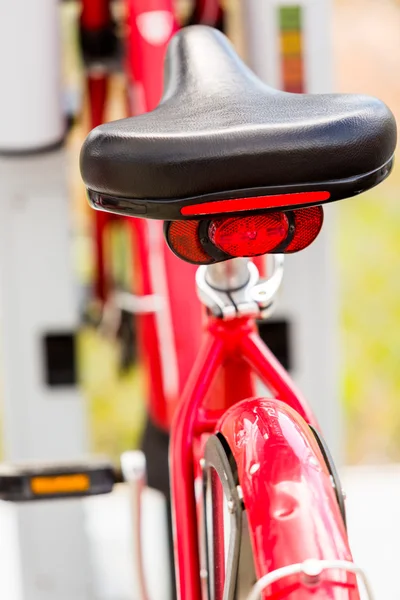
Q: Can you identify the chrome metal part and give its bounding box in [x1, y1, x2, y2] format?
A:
[120, 451, 150, 600]
[237, 510, 257, 600]
[113, 290, 164, 314]
[245, 559, 375, 600]
[205, 258, 251, 291]
[236, 485, 244, 502]
[250, 255, 284, 317]
[196, 256, 284, 319]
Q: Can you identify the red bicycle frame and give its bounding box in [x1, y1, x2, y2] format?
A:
[83, 3, 361, 599]
[125, 0, 206, 428]
[170, 315, 359, 599]
[81, 0, 113, 303]
[84, 0, 210, 428]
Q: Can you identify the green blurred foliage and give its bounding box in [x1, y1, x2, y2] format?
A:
[339, 163, 400, 463]
[78, 327, 146, 461]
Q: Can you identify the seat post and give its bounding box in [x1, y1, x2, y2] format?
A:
[205, 258, 251, 292]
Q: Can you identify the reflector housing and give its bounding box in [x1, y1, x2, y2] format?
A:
[285, 206, 324, 252]
[166, 220, 212, 264]
[164, 206, 325, 264]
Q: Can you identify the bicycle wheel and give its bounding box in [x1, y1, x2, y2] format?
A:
[201, 398, 362, 600]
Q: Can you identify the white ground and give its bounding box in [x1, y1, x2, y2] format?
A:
[0, 466, 398, 600]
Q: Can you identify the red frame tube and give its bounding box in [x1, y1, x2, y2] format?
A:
[81, 0, 111, 30]
[126, 0, 179, 113]
[82, 0, 115, 303]
[126, 0, 203, 429]
[86, 0, 203, 425]
[170, 330, 225, 600]
[87, 73, 110, 301]
[189, 0, 222, 26]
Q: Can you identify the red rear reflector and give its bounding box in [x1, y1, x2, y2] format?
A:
[167, 220, 212, 264]
[181, 191, 330, 216]
[209, 213, 289, 257]
[286, 206, 324, 252]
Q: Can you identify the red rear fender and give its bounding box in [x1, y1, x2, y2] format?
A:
[218, 398, 360, 599]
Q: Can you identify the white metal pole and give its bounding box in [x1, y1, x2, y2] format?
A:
[240, 0, 341, 462]
[0, 1, 93, 598]
[0, 152, 93, 600]
[0, 0, 64, 152]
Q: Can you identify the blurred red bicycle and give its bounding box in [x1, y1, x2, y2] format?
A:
[81, 12, 397, 600]
[80, 3, 224, 593]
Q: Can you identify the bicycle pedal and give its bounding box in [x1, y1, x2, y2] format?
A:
[0, 458, 117, 502]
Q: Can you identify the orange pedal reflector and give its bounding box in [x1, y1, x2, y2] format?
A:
[0, 459, 116, 501]
[31, 474, 90, 496]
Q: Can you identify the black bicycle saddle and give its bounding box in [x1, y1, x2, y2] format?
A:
[80, 25, 397, 220]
